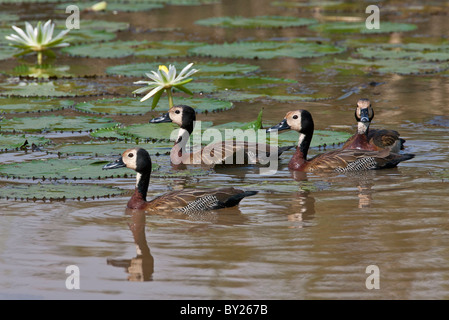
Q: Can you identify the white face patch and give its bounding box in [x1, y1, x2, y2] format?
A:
[169, 108, 183, 126]
[122, 149, 138, 170]
[286, 111, 302, 132]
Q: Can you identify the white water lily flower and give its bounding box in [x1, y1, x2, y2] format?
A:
[5, 20, 70, 64]
[133, 63, 199, 109]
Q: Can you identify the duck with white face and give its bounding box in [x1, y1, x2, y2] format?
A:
[103, 147, 258, 213]
[342, 98, 405, 153]
[150, 105, 294, 167]
[266, 109, 414, 172]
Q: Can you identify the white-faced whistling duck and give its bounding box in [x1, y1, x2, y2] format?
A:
[342, 98, 405, 153]
[266, 109, 415, 172]
[149, 105, 294, 166]
[102, 147, 258, 213]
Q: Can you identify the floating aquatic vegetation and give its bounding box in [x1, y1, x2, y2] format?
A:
[271, 1, 344, 8]
[106, 61, 260, 78]
[189, 39, 345, 59]
[62, 40, 201, 59]
[309, 21, 417, 34]
[0, 97, 74, 113]
[0, 134, 51, 152]
[195, 16, 318, 28]
[356, 43, 449, 62]
[0, 80, 106, 97]
[90, 126, 129, 140]
[0, 45, 17, 60]
[51, 141, 172, 157]
[339, 58, 449, 75]
[0, 115, 118, 133]
[5, 20, 70, 64]
[0, 183, 127, 201]
[75, 96, 233, 115]
[133, 63, 199, 109]
[116, 121, 212, 141]
[0, 158, 139, 180]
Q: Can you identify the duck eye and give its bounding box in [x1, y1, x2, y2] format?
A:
[293, 115, 298, 119]
[128, 153, 134, 158]
[175, 110, 180, 114]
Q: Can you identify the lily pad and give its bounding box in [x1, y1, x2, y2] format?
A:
[56, 1, 165, 12]
[75, 96, 233, 115]
[117, 121, 213, 141]
[0, 97, 74, 114]
[0, 183, 127, 201]
[51, 141, 173, 157]
[195, 16, 318, 28]
[309, 21, 417, 34]
[357, 44, 449, 62]
[189, 39, 345, 59]
[0, 134, 51, 152]
[0, 115, 118, 133]
[106, 61, 260, 77]
[0, 80, 104, 97]
[0, 158, 133, 180]
[62, 40, 201, 59]
[340, 57, 449, 75]
[0, 45, 17, 60]
[90, 126, 129, 140]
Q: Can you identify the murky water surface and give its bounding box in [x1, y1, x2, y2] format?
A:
[1, 0, 449, 299]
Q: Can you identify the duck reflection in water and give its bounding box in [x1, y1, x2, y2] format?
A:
[107, 208, 154, 282]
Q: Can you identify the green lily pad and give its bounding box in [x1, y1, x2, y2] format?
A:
[0, 97, 74, 114]
[0, 45, 17, 60]
[74, 96, 233, 115]
[117, 121, 213, 141]
[210, 90, 332, 102]
[0, 183, 127, 201]
[357, 44, 449, 62]
[340, 58, 449, 75]
[309, 21, 417, 34]
[90, 126, 129, 140]
[0, 158, 134, 180]
[3, 63, 103, 79]
[195, 16, 318, 28]
[0, 80, 104, 97]
[57, 1, 164, 12]
[106, 61, 260, 77]
[189, 39, 345, 59]
[0, 115, 118, 133]
[62, 40, 201, 59]
[61, 40, 146, 59]
[271, 1, 344, 8]
[51, 141, 173, 157]
[0, 134, 51, 152]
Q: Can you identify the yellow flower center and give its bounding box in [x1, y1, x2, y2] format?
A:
[158, 65, 169, 74]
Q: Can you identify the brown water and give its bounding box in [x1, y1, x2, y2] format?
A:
[1, 0, 449, 300]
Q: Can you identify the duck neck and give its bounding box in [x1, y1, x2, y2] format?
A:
[173, 126, 192, 159]
[128, 171, 151, 209]
[357, 121, 370, 135]
[290, 132, 311, 168]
